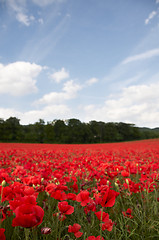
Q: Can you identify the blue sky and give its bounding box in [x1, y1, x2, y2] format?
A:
[0, 0, 159, 127]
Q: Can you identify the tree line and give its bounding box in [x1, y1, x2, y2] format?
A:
[0, 117, 159, 144]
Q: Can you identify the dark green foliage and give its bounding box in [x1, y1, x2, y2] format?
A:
[0, 117, 158, 143]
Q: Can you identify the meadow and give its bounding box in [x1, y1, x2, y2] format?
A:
[0, 140, 159, 240]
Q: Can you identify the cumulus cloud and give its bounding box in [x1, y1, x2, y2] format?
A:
[145, 11, 157, 25]
[83, 82, 159, 128]
[0, 105, 71, 125]
[35, 80, 82, 105]
[0, 61, 43, 96]
[122, 48, 159, 64]
[62, 80, 82, 96]
[21, 104, 71, 124]
[86, 77, 98, 86]
[50, 68, 69, 83]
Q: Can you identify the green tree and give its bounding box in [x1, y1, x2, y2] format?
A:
[3, 117, 21, 142]
[53, 119, 67, 143]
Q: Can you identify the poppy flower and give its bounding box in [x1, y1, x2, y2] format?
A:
[95, 211, 109, 222]
[99, 188, 119, 208]
[68, 223, 83, 238]
[86, 236, 105, 240]
[122, 208, 133, 219]
[51, 190, 66, 201]
[12, 204, 44, 228]
[58, 201, 74, 215]
[76, 190, 90, 206]
[0, 228, 6, 240]
[121, 170, 130, 177]
[100, 218, 113, 231]
[66, 193, 77, 200]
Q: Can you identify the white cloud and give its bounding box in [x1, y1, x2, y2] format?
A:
[7, 0, 34, 26]
[62, 80, 82, 96]
[21, 104, 71, 124]
[145, 11, 157, 25]
[51, 68, 69, 83]
[32, 0, 64, 7]
[83, 82, 159, 128]
[86, 77, 98, 86]
[38, 18, 44, 24]
[156, 0, 159, 4]
[35, 80, 82, 105]
[122, 48, 159, 64]
[0, 105, 71, 125]
[16, 12, 34, 26]
[0, 61, 43, 96]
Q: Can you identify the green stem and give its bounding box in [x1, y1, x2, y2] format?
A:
[100, 207, 104, 240]
[24, 228, 30, 240]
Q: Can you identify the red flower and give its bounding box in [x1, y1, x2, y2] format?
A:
[0, 228, 6, 240]
[122, 208, 133, 219]
[95, 211, 109, 222]
[84, 200, 96, 214]
[12, 204, 44, 228]
[121, 170, 130, 177]
[101, 218, 113, 231]
[58, 201, 74, 215]
[99, 188, 119, 208]
[51, 190, 66, 201]
[66, 193, 77, 200]
[76, 190, 90, 206]
[86, 236, 105, 240]
[9, 195, 37, 211]
[95, 211, 113, 231]
[68, 223, 83, 238]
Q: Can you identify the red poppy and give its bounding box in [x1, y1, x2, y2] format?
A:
[66, 193, 77, 200]
[121, 170, 130, 177]
[122, 208, 133, 219]
[86, 236, 105, 240]
[58, 201, 74, 215]
[95, 211, 109, 222]
[51, 190, 66, 201]
[68, 223, 83, 238]
[84, 200, 96, 214]
[76, 190, 90, 206]
[100, 218, 113, 231]
[12, 204, 44, 228]
[99, 188, 119, 208]
[0, 228, 6, 240]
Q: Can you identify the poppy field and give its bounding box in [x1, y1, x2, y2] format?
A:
[0, 140, 159, 240]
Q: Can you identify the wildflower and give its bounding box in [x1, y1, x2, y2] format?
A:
[95, 211, 109, 222]
[100, 218, 113, 231]
[121, 170, 130, 177]
[86, 236, 105, 240]
[0, 228, 6, 240]
[98, 187, 119, 208]
[41, 227, 51, 234]
[122, 208, 133, 219]
[95, 211, 114, 231]
[76, 190, 90, 206]
[12, 204, 44, 228]
[58, 201, 74, 215]
[68, 223, 83, 238]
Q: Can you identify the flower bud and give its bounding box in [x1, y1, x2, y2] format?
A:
[1, 180, 6, 187]
[41, 227, 51, 235]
